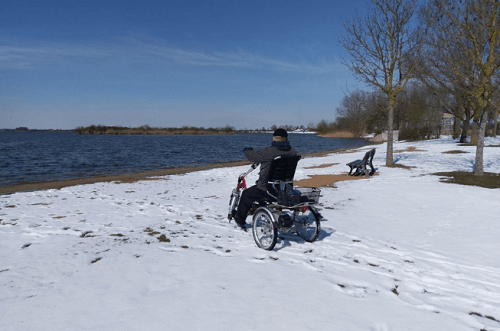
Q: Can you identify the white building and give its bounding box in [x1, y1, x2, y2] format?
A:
[441, 113, 455, 135]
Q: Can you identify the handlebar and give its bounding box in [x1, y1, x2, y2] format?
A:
[239, 162, 260, 179]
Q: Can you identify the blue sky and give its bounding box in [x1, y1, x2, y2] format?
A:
[1, 0, 370, 130]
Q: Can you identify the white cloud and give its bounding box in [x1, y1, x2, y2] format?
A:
[0, 36, 341, 74]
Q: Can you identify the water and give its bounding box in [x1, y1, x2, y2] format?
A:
[0, 131, 369, 187]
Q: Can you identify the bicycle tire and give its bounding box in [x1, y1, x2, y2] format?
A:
[296, 207, 321, 242]
[252, 209, 278, 250]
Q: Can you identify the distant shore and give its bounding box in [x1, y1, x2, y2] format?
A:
[1, 127, 347, 136]
[73, 126, 318, 135]
[74, 125, 236, 135]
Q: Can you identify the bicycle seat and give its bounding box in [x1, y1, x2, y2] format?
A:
[266, 155, 301, 204]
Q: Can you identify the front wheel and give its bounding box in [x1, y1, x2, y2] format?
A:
[296, 207, 321, 242]
[252, 209, 278, 250]
[228, 190, 239, 220]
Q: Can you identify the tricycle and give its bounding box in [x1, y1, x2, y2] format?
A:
[228, 161, 322, 250]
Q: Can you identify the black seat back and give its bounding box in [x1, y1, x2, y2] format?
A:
[267, 155, 301, 183]
[363, 148, 375, 161]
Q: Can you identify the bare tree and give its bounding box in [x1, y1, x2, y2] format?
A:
[335, 90, 370, 137]
[425, 0, 500, 175]
[365, 92, 389, 134]
[432, 86, 475, 143]
[315, 119, 334, 135]
[397, 83, 443, 132]
[419, 0, 495, 146]
[340, 0, 426, 166]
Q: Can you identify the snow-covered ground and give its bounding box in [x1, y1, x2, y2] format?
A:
[1, 137, 500, 331]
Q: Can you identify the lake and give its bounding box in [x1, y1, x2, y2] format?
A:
[0, 131, 369, 187]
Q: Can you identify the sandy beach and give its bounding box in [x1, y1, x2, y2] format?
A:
[0, 147, 368, 195]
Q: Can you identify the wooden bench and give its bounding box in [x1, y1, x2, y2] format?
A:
[346, 148, 376, 176]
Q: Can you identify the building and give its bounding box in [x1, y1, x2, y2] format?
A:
[441, 113, 455, 135]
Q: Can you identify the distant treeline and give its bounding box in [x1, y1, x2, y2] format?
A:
[74, 124, 318, 135]
[74, 125, 236, 135]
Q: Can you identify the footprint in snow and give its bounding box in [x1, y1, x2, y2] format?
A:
[335, 283, 369, 298]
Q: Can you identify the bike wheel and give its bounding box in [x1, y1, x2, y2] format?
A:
[252, 209, 278, 250]
[296, 207, 321, 242]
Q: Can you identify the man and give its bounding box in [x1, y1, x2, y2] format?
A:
[234, 128, 298, 229]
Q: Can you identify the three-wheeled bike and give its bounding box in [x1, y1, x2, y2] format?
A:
[228, 156, 322, 251]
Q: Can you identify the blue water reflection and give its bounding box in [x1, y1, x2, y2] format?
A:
[0, 132, 369, 186]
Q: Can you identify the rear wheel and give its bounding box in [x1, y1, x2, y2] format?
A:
[252, 209, 278, 250]
[296, 207, 321, 242]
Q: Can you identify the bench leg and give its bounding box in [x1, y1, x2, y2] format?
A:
[362, 165, 369, 176]
[369, 161, 375, 176]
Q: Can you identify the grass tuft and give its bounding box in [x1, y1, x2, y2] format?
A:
[144, 227, 160, 236]
[468, 312, 500, 322]
[158, 234, 170, 242]
[387, 164, 413, 170]
[80, 231, 94, 238]
[91, 257, 102, 264]
[442, 150, 468, 154]
[435, 171, 500, 189]
[394, 146, 426, 153]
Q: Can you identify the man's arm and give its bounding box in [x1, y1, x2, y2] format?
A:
[244, 148, 265, 163]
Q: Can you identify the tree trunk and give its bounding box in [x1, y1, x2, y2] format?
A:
[470, 120, 479, 145]
[494, 108, 498, 138]
[386, 100, 395, 166]
[453, 116, 461, 139]
[474, 112, 486, 176]
[460, 119, 470, 143]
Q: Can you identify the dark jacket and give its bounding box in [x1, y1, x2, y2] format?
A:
[244, 142, 298, 190]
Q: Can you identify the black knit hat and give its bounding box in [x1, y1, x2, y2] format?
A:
[273, 128, 288, 137]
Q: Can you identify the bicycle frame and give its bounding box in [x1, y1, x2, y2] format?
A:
[228, 162, 259, 221]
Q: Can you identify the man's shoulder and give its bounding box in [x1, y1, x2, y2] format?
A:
[271, 146, 299, 157]
[259, 146, 275, 152]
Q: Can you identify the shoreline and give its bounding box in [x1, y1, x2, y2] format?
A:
[0, 146, 371, 196]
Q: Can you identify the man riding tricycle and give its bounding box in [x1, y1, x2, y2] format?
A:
[228, 129, 322, 250]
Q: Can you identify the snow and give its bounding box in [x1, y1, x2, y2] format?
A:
[1, 136, 500, 331]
